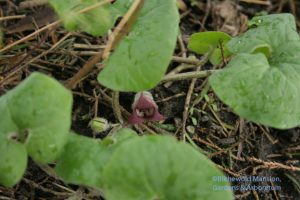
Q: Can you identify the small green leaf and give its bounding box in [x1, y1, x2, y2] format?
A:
[49, 0, 113, 36]
[191, 117, 197, 126]
[188, 31, 232, 65]
[102, 135, 233, 200]
[210, 14, 300, 129]
[55, 129, 138, 188]
[188, 31, 231, 54]
[98, 0, 179, 91]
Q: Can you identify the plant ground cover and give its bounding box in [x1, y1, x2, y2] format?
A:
[0, 0, 300, 199]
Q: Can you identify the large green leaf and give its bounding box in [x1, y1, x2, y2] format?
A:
[0, 73, 72, 186]
[210, 45, 300, 129]
[101, 135, 233, 200]
[98, 0, 179, 91]
[210, 14, 300, 129]
[55, 128, 137, 188]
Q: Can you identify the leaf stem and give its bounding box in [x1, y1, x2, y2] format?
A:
[161, 69, 218, 83]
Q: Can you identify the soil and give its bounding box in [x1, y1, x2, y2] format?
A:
[0, 0, 300, 200]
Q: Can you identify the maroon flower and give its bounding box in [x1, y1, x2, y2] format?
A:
[128, 91, 165, 124]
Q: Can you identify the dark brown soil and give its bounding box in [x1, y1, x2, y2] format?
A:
[0, 0, 300, 200]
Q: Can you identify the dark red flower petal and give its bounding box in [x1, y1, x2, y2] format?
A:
[128, 91, 165, 125]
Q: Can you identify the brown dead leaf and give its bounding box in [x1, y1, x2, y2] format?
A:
[212, 0, 248, 36]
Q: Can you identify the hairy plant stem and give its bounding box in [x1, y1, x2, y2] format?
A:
[160, 69, 218, 83]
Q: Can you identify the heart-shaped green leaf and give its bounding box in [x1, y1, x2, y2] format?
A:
[98, 0, 179, 91]
[210, 43, 300, 129]
[55, 128, 137, 188]
[188, 31, 232, 65]
[102, 135, 233, 200]
[0, 73, 72, 186]
[210, 14, 300, 129]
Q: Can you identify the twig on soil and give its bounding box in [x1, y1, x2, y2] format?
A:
[217, 164, 240, 177]
[249, 157, 300, 173]
[0, 21, 61, 54]
[22, 178, 74, 197]
[0, 0, 113, 54]
[0, 15, 25, 21]
[73, 43, 106, 50]
[164, 56, 198, 88]
[192, 136, 223, 151]
[181, 53, 212, 140]
[270, 180, 280, 200]
[239, 0, 271, 6]
[182, 64, 201, 141]
[0, 33, 72, 86]
[177, 35, 187, 57]
[257, 125, 278, 144]
[208, 105, 229, 136]
[185, 133, 208, 155]
[92, 89, 100, 119]
[208, 132, 254, 158]
[200, 0, 211, 31]
[252, 190, 260, 200]
[156, 92, 185, 103]
[103, 0, 144, 59]
[112, 91, 123, 124]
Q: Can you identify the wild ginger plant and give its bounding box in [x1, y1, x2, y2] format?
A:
[189, 14, 300, 129]
[2, 0, 299, 199]
[0, 73, 233, 200]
